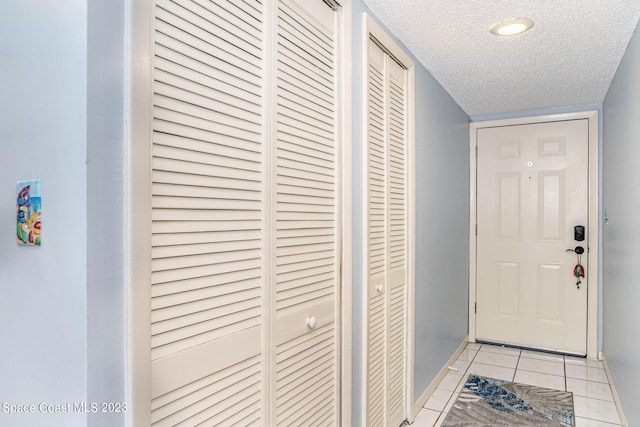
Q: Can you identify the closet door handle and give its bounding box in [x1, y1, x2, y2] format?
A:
[376, 284, 384, 293]
[306, 316, 317, 329]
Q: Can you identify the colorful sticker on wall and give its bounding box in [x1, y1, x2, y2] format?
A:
[16, 179, 41, 246]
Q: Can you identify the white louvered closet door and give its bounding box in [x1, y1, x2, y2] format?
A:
[366, 38, 408, 427]
[149, 0, 341, 426]
[273, 0, 340, 425]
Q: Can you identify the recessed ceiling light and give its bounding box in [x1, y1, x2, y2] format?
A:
[490, 18, 535, 36]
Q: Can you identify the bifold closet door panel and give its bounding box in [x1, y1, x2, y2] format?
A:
[386, 57, 407, 426]
[366, 38, 388, 427]
[273, 0, 340, 425]
[150, 1, 265, 425]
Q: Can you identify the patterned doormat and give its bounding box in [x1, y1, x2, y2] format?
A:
[440, 374, 574, 426]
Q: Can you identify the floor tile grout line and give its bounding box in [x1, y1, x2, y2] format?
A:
[563, 354, 567, 392]
[575, 411, 622, 424]
[515, 368, 566, 377]
[573, 393, 621, 404]
[574, 411, 623, 426]
[513, 348, 521, 382]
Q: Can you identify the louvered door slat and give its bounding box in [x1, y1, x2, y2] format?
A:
[151, 355, 261, 426]
[235, 0, 263, 23]
[154, 78, 261, 125]
[152, 247, 260, 272]
[152, 206, 261, 221]
[151, 356, 259, 413]
[152, 239, 259, 261]
[276, 353, 333, 397]
[154, 29, 259, 87]
[278, 94, 334, 126]
[278, 5, 333, 66]
[153, 366, 260, 426]
[152, 292, 260, 331]
[154, 132, 261, 164]
[188, 0, 263, 34]
[161, 0, 262, 56]
[278, 85, 334, 120]
[155, 96, 261, 140]
[276, 325, 335, 425]
[152, 232, 262, 254]
[277, 32, 334, 85]
[154, 52, 261, 103]
[367, 294, 386, 427]
[154, 108, 261, 147]
[152, 218, 261, 234]
[153, 158, 261, 185]
[155, 6, 260, 76]
[278, 109, 336, 139]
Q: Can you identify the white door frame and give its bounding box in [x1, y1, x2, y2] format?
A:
[336, 1, 353, 425]
[469, 111, 599, 359]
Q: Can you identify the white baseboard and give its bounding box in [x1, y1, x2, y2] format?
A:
[411, 337, 469, 421]
[601, 355, 629, 427]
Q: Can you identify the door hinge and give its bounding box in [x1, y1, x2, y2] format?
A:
[475, 145, 478, 158]
[475, 224, 477, 236]
[475, 302, 477, 314]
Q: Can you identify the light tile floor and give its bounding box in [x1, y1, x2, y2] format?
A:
[411, 343, 624, 427]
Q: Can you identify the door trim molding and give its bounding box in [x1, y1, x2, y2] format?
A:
[128, 0, 154, 424]
[469, 110, 599, 359]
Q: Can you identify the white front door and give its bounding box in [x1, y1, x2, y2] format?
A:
[475, 119, 589, 355]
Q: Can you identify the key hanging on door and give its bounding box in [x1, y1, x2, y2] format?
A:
[567, 246, 585, 289]
[574, 253, 585, 289]
[566, 245, 586, 289]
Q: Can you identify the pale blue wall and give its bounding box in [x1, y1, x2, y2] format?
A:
[351, 1, 470, 424]
[87, 0, 127, 426]
[412, 64, 470, 400]
[602, 21, 640, 426]
[0, 1, 88, 426]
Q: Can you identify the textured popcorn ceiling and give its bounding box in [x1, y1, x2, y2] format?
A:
[363, 0, 640, 117]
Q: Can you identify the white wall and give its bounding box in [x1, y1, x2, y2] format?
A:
[602, 21, 640, 426]
[0, 2, 88, 426]
[350, 1, 470, 424]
